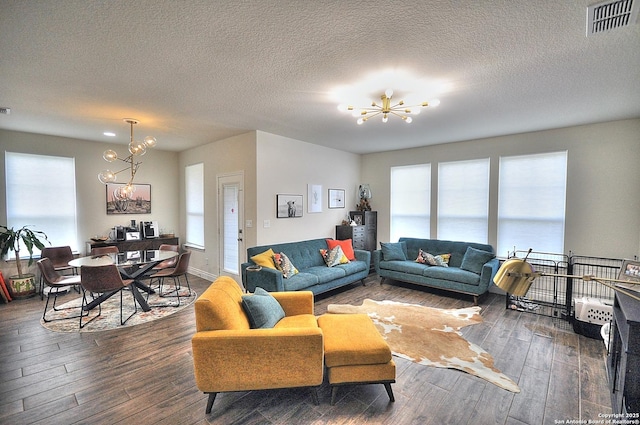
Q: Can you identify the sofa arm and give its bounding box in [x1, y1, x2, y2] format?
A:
[479, 257, 500, 290]
[373, 250, 383, 274]
[191, 327, 324, 393]
[242, 263, 284, 292]
[353, 249, 371, 265]
[271, 291, 314, 316]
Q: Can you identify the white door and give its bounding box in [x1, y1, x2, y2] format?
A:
[218, 173, 244, 281]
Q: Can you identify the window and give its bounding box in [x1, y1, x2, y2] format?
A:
[185, 163, 204, 248]
[497, 151, 567, 256]
[5, 152, 78, 255]
[390, 164, 430, 242]
[438, 158, 489, 243]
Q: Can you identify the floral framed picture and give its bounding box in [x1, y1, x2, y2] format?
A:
[106, 183, 151, 215]
[328, 189, 345, 208]
[276, 194, 303, 218]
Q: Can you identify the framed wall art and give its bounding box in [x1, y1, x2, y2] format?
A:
[308, 184, 322, 213]
[328, 189, 345, 209]
[106, 183, 151, 215]
[276, 194, 303, 218]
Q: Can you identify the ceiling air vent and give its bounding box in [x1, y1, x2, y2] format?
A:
[587, 0, 639, 36]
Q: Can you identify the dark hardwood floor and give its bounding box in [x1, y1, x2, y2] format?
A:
[0, 274, 611, 425]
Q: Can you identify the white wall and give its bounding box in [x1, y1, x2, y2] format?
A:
[362, 119, 640, 259]
[0, 129, 180, 275]
[178, 132, 257, 280]
[255, 131, 361, 245]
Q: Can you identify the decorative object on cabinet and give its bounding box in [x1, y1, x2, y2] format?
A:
[276, 194, 303, 218]
[337, 211, 377, 272]
[106, 183, 151, 214]
[607, 292, 640, 414]
[307, 184, 322, 213]
[328, 189, 345, 209]
[357, 184, 372, 211]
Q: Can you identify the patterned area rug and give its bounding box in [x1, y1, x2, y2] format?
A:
[327, 299, 520, 393]
[40, 284, 196, 333]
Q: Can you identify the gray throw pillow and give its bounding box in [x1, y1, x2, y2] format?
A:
[460, 246, 495, 274]
[241, 287, 285, 328]
[381, 242, 407, 261]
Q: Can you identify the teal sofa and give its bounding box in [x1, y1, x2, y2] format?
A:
[373, 237, 499, 305]
[241, 238, 371, 295]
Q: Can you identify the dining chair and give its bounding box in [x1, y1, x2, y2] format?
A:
[148, 251, 192, 306]
[80, 264, 136, 328]
[90, 246, 119, 256]
[40, 246, 76, 299]
[151, 244, 179, 271]
[37, 258, 84, 323]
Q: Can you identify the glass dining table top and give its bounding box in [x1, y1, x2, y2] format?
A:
[69, 249, 178, 268]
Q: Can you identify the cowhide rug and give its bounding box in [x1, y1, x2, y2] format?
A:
[327, 299, 520, 393]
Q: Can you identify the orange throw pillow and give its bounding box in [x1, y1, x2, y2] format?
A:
[326, 239, 356, 261]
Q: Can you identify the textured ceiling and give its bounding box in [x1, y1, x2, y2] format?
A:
[1, 0, 639, 154]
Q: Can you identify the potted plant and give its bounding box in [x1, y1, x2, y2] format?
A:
[0, 225, 49, 298]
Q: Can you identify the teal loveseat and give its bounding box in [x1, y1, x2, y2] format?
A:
[373, 237, 499, 305]
[241, 238, 370, 295]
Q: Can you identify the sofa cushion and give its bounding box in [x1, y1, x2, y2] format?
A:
[416, 249, 438, 265]
[460, 247, 495, 274]
[379, 260, 427, 275]
[381, 242, 407, 261]
[423, 266, 481, 286]
[251, 248, 277, 269]
[335, 260, 368, 275]
[326, 239, 356, 261]
[241, 287, 286, 328]
[320, 246, 348, 267]
[272, 252, 299, 278]
[305, 265, 347, 283]
[282, 272, 319, 291]
[435, 254, 450, 267]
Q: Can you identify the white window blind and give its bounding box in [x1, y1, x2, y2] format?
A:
[437, 158, 489, 243]
[390, 164, 430, 242]
[5, 152, 78, 256]
[185, 163, 205, 248]
[497, 151, 568, 256]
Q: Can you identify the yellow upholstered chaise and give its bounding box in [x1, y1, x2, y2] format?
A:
[191, 276, 324, 414]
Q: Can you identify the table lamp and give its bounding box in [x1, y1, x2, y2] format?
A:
[493, 248, 640, 302]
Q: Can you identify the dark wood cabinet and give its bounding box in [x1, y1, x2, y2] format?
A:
[86, 237, 179, 254]
[607, 292, 640, 414]
[336, 211, 377, 272]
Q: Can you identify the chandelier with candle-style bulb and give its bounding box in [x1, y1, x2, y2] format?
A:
[338, 89, 440, 125]
[97, 118, 157, 200]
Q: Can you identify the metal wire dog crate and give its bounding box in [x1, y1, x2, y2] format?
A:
[504, 250, 625, 321]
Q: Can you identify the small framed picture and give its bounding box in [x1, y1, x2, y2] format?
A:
[276, 194, 303, 218]
[618, 259, 640, 283]
[350, 211, 364, 225]
[617, 260, 640, 295]
[328, 189, 345, 209]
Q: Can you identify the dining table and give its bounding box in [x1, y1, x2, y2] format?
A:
[69, 249, 178, 312]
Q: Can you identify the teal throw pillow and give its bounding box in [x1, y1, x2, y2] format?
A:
[241, 287, 285, 328]
[381, 242, 407, 261]
[460, 246, 495, 274]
